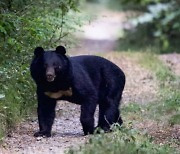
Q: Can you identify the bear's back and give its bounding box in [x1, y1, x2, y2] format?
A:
[69, 55, 118, 70]
[69, 55, 125, 85]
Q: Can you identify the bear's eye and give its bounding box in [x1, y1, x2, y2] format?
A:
[53, 63, 61, 68]
[55, 65, 61, 70]
[55, 65, 61, 72]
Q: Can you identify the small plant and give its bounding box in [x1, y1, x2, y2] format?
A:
[68, 125, 175, 154]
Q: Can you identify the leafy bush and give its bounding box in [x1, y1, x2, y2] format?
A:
[0, 55, 35, 138]
[118, 0, 180, 53]
[0, 0, 81, 60]
[0, 0, 82, 140]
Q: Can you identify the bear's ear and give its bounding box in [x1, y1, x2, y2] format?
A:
[34, 47, 44, 57]
[55, 46, 66, 55]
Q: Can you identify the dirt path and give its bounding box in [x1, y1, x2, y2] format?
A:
[159, 53, 180, 76]
[70, 8, 128, 55]
[1, 6, 162, 154]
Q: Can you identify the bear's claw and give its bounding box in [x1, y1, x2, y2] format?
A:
[34, 131, 51, 137]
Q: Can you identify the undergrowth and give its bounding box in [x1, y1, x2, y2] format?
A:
[68, 125, 175, 154]
[0, 54, 36, 141]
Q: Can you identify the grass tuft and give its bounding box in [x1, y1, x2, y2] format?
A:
[68, 125, 175, 154]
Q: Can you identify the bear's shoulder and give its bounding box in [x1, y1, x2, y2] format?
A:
[69, 55, 111, 64]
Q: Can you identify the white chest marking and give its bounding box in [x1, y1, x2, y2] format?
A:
[44, 88, 72, 99]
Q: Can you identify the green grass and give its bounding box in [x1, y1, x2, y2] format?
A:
[137, 52, 176, 82]
[136, 52, 180, 124]
[68, 126, 175, 154]
[169, 114, 180, 126]
[123, 103, 142, 113]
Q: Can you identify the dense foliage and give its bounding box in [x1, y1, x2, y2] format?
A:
[0, 0, 80, 60]
[119, 0, 180, 52]
[0, 0, 81, 140]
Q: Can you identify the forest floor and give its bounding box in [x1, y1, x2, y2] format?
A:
[1, 5, 179, 154]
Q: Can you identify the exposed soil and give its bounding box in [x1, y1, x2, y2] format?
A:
[1, 5, 180, 154]
[1, 102, 86, 154]
[104, 53, 158, 105]
[135, 117, 180, 146]
[159, 53, 180, 76]
[70, 9, 128, 54]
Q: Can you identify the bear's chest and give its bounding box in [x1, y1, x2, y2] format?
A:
[44, 87, 72, 99]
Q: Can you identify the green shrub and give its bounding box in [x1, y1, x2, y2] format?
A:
[0, 55, 35, 139]
[0, 0, 81, 61]
[0, 0, 83, 140]
[117, 0, 180, 53]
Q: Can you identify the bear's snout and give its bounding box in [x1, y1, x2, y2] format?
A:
[46, 67, 56, 82]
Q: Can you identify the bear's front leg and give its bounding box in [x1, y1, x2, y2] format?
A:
[34, 92, 56, 137]
[80, 101, 97, 135]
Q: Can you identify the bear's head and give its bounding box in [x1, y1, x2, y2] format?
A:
[31, 45, 69, 84]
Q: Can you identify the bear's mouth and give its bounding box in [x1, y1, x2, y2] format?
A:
[46, 75, 56, 82]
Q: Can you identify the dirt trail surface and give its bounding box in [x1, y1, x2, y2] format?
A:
[1, 6, 179, 154]
[70, 8, 128, 55]
[159, 53, 180, 76]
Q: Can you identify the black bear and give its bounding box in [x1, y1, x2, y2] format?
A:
[30, 46, 125, 137]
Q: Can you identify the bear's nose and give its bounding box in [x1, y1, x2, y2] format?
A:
[46, 73, 55, 82]
[46, 67, 55, 82]
[47, 74, 53, 78]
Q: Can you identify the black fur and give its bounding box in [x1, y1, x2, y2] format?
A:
[30, 46, 126, 137]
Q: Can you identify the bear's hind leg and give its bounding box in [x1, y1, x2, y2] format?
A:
[98, 96, 123, 132]
[97, 103, 110, 131]
[80, 101, 97, 135]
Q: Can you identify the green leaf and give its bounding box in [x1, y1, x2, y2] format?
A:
[0, 25, 7, 34]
